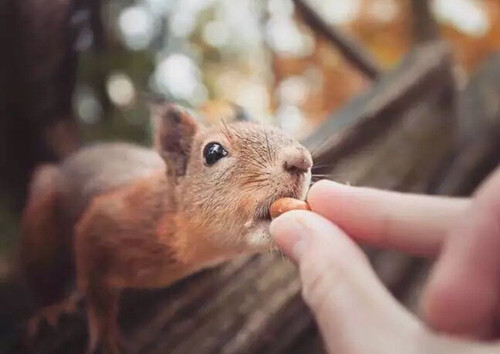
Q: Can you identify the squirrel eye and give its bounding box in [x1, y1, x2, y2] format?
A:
[203, 142, 228, 165]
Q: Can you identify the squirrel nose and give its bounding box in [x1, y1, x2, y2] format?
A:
[283, 148, 313, 174]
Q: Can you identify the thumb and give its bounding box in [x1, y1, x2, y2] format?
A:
[270, 211, 421, 354]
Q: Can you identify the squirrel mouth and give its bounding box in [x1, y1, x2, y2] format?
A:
[254, 191, 302, 222]
[255, 208, 273, 222]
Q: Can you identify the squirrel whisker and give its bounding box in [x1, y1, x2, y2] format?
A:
[264, 131, 274, 165]
[240, 157, 266, 171]
[220, 119, 234, 144]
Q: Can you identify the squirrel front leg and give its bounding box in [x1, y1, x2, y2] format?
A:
[86, 280, 121, 354]
[75, 207, 123, 354]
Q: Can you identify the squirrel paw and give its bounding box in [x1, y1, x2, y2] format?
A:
[26, 292, 84, 338]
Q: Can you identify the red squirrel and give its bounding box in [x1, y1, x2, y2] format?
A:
[20, 101, 313, 353]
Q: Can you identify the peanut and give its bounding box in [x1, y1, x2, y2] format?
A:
[270, 198, 310, 219]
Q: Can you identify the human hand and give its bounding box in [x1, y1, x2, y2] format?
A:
[270, 167, 500, 353]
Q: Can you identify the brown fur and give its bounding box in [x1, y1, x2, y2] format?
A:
[20, 102, 312, 353]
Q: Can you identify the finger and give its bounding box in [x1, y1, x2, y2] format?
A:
[270, 211, 421, 354]
[307, 180, 469, 256]
[423, 168, 500, 338]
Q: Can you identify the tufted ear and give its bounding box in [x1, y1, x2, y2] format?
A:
[150, 102, 200, 178]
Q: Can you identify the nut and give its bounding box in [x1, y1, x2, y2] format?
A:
[270, 198, 310, 219]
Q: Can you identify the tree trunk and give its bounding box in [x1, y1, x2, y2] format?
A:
[0, 0, 81, 211]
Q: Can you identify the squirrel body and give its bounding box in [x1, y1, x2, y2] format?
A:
[20, 103, 313, 353]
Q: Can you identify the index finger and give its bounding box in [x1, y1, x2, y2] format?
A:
[307, 180, 469, 256]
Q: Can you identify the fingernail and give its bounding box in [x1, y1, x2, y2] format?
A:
[270, 211, 314, 262]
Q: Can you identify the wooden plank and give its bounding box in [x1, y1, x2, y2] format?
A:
[435, 54, 500, 196]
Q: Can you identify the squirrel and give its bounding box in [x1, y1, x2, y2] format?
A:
[19, 101, 313, 353]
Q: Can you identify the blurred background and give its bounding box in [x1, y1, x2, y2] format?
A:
[0, 0, 498, 353]
[75, 0, 499, 138]
[1, 0, 499, 267]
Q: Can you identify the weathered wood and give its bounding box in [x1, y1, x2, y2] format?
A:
[431, 54, 500, 196]
[293, 0, 382, 80]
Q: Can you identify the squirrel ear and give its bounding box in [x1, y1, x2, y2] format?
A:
[150, 102, 200, 178]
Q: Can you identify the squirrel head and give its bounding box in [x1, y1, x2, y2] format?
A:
[151, 101, 312, 254]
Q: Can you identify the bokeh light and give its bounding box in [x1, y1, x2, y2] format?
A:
[432, 0, 491, 37]
[76, 86, 102, 124]
[119, 5, 158, 50]
[153, 53, 208, 105]
[106, 72, 136, 108]
[80, 0, 499, 137]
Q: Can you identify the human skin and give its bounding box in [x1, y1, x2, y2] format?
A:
[270, 167, 500, 353]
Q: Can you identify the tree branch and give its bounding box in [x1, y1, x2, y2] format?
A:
[293, 0, 382, 80]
